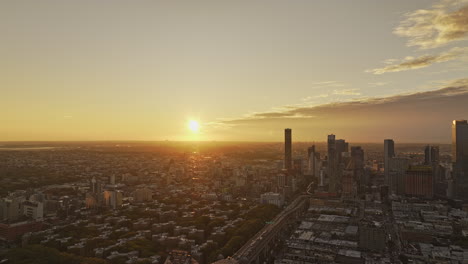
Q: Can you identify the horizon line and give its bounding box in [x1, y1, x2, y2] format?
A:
[0, 140, 452, 145]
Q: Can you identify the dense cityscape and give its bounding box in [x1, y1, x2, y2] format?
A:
[3, 0, 468, 263]
[0, 120, 466, 263]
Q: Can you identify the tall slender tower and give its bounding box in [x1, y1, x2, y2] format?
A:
[335, 139, 349, 166]
[384, 139, 395, 186]
[284, 128, 292, 170]
[308, 145, 316, 176]
[327, 134, 336, 192]
[453, 120, 468, 178]
[351, 146, 365, 192]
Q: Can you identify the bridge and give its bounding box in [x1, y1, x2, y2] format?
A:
[214, 194, 310, 264]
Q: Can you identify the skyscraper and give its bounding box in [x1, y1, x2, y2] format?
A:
[384, 139, 395, 186]
[307, 145, 315, 159]
[308, 145, 320, 177]
[452, 120, 468, 199]
[335, 139, 349, 166]
[284, 128, 292, 170]
[452, 120, 468, 164]
[424, 145, 439, 165]
[350, 146, 365, 193]
[351, 146, 364, 169]
[327, 134, 337, 192]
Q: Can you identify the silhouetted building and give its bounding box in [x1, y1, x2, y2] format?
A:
[453, 120, 468, 163]
[424, 145, 439, 165]
[452, 120, 468, 200]
[453, 120, 468, 177]
[335, 139, 349, 165]
[342, 160, 358, 199]
[405, 165, 433, 198]
[327, 135, 349, 193]
[434, 165, 449, 198]
[389, 157, 410, 195]
[384, 139, 395, 186]
[284, 128, 292, 170]
[327, 134, 337, 192]
[351, 146, 364, 169]
[307, 145, 320, 177]
[351, 146, 365, 193]
[307, 146, 317, 174]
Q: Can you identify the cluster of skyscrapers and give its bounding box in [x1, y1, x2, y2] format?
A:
[381, 120, 468, 199]
[284, 119, 468, 201]
[284, 129, 365, 198]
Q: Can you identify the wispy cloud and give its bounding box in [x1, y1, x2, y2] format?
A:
[333, 89, 361, 95]
[367, 47, 468, 74]
[211, 79, 468, 142]
[368, 82, 389, 87]
[302, 94, 329, 101]
[219, 78, 468, 123]
[309, 81, 345, 89]
[394, 0, 468, 49]
[301, 88, 359, 102]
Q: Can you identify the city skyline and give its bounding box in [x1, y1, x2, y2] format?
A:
[2, 0, 468, 142]
[3, 1, 468, 263]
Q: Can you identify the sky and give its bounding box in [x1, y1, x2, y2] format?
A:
[1, 0, 467, 142]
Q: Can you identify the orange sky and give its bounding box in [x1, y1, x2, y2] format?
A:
[1, 0, 468, 142]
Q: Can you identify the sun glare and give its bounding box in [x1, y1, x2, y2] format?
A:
[188, 120, 200, 133]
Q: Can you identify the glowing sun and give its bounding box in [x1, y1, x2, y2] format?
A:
[188, 120, 200, 133]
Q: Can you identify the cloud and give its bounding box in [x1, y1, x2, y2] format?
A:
[394, 0, 468, 49]
[224, 78, 468, 121]
[367, 47, 468, 74]
[302, 94, 329, 101]
[368, 82, 389, 87]
[301, 88, 359, 103]
[212, 78, 468, 142]
[333, 89, 361, 96]
[309, 81, 345, 89]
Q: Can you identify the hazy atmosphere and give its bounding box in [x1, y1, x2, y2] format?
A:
[2, 0, 468, 142]
[2, 1, 468, 264]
